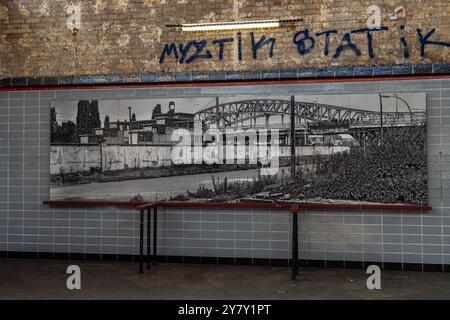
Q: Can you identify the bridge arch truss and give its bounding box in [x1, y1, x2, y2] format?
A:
[194, 99, 425, 129]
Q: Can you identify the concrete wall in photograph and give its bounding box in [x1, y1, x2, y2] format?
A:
[50, 145, 101, 175]
[50, 144, 349, 175]
[102, 145, 172, 171]
[0, 78, 449, 269]
[50, 144, 173, 174]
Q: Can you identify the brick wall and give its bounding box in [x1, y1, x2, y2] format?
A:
[0, 0, 449, 78]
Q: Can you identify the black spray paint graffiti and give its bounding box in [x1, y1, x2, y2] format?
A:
[159, 26, 450, 64]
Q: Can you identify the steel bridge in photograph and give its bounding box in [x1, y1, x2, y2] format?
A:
[194, 99, 426, 131]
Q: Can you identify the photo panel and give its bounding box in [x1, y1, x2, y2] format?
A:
[50, 91, 427, 205]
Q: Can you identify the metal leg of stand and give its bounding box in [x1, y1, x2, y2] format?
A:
[153, 206, 158, 265]
[147, 208, 151, 270]
[139, 210, 144, 274]
[291, 209, 299, 280]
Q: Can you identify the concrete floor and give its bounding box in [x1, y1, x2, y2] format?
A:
[1, 259, 450, 299]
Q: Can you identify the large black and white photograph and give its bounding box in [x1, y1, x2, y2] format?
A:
[50, 92, 427, 205]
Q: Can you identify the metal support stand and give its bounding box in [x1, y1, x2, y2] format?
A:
[147, 208, 151, 270]
[139, 210, 144, 274]
[291, 207, 299, 280]
[153, 206, 158, 265]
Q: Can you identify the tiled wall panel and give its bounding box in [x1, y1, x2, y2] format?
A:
[0, 78, 448, 268]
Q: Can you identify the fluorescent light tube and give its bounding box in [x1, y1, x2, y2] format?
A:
[180, 19, 281, 32]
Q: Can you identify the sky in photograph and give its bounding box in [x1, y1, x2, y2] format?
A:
[52, 92, 426, 125]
